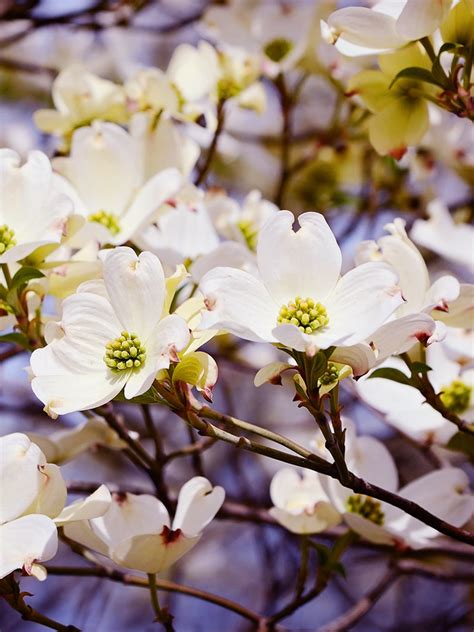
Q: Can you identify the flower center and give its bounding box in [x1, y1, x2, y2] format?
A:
[346, 494, 384, 525]
[264, 38, 294, 63]
[104, 331, 146, 372]
[0, 224, 16, 255]
[277, 297, 329, 334]
[88, 210, 121, 236]
[237, 218, 258, 251]
[440, 379, 472, 414]
[319, 363, 339, 385]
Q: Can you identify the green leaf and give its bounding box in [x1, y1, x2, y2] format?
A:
[10, 267, 45, 291]
[438, 42, 463, 57]
[0, 332, 30, 349]
[389, 66, 446, 90]
[410, 362, 432, 374]
[368, 368, 412, 386]
[114, 385, 165, 405]
[446, 431, 474, 462]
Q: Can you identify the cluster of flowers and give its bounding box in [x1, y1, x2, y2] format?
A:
[0, 0, 473, 607]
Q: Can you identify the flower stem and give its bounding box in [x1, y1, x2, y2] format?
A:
[148, 573, 175, 631]
[295, 535, 310, 598]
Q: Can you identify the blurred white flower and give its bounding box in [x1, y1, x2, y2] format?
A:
[269, 468, 340, 534]
[0, 149, 81, 264]
[27, 415, 134, 464]
[199, 211, 403, 355]
[411, 200, 474, 273]
[324, 0, 452, 57]
[31, 247, 190, 416]
[314, 420, 473, 547]
[34, 65, 127, 139]
[206, 189, 278, 252]
[0, 433, 110, 580]
[63, 477, 225, 574]
[357, 342, 474, 445]
[52, 121, 183, 247]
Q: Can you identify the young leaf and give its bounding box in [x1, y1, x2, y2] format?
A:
[0, 332, 30, 349]
[10, 267, 45, 291]
[389, 66, 445, 90]
[368, 368, 412, 386]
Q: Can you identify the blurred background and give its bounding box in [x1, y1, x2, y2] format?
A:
[0, 1, 473, 630]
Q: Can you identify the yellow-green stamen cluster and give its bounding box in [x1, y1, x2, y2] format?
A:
[263, 38, 293, 63]
[277, 297, 329, 334]
[237, 219, 258, 251]
[0, 225, 16, 255]
[440, 380, 472, 414]
[319, 363, 339, 386]
[88, 210, 121, 236]
[104, 332, 146, 372]
[346, 494, 385, 525]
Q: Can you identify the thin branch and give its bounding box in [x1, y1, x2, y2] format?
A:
[45, 565, 262, 624]
[318, 568, 400, 632]
[194, 99, 226, 186]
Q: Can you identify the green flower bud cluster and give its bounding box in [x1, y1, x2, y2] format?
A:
[319, 363, 339, 385]
[263, 38, 293, 63]
[0, 225, 16, 255]
[104, 332, 146, 371]
[440, 379, 472, 415]
[237, 218, 258, 251]
[346, 494, 385, 525]
[277, 297, 329, 334]
[88, 210, 121, 236]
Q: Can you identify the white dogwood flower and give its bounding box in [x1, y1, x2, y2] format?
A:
[0, 433, 111, 579]
[31, 247, 190, 416]
[63, 477, 225, 574]
[269, 468, 340, 534]
[34, 64, 127, 140]
[324, 0, 452, 57]
[411, 200, 474, 273]
[0, 149, 80, 264]
[198, 211, 403, 353]
[333, 468, 473, 548]
[313, 421, 473, 547]
[357, 341, 474, 445]
[53, 121, 183, 246]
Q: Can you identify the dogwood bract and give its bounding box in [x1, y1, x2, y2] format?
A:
[63, 477, 225, 574]
[198, 211, 403, 353]
[0, 433, 111, 580]
[0, 149, 79, 264]
[269, 468, 341, 534]
[31, 247, 190, 416]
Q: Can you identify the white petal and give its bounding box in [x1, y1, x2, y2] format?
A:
[349, 436, 398, 492]
[27, 464, 67, 519]
[90, 492, 169, 546]
[269, 503, 341, 535]
[257, 211, 341, 305]
[343, 513, 396, 545]
[330, 344, 376, 377]
[327, 7, 406, 50]
[111, 531, 199, 574]
[173, 477, 225, 537]
[0, 433, 45, 523]
[0, 515, 58, 579]
[31, 372, 127, 416]
[55, 485, 112, 524]
[117, 168, 183, 244]
[425, 276, 460, 313]
[62, 519, 109, 556]
[368, 313, 437, 361]
[57, 122, 140, 217]
[396, 0, 451, 41]
[198, 267, 277, 342]
[103, 247, 165, 339]
[325, 262, 403, 345]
